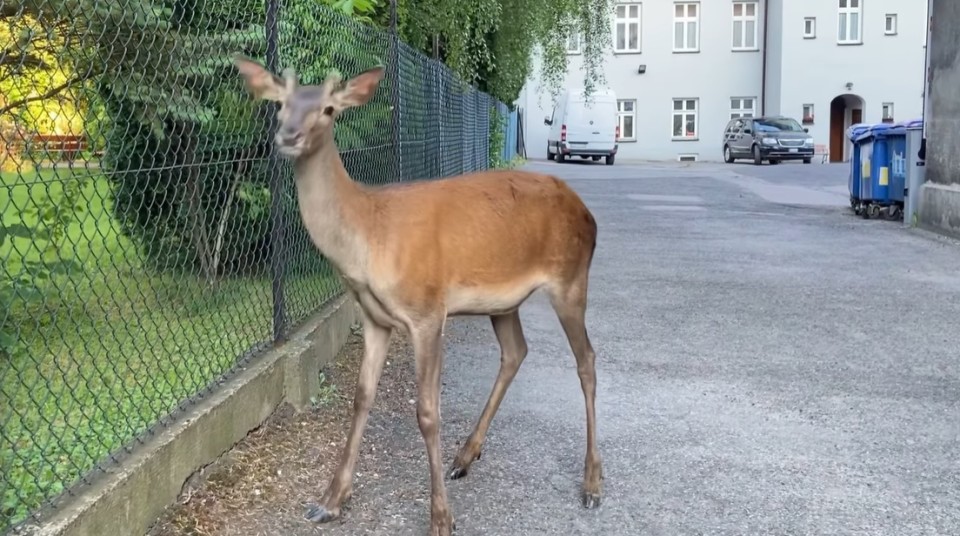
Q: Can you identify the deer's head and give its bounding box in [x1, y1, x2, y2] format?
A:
[233, 55, 385, 158]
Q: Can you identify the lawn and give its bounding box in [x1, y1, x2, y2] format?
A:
[1, 167, 341, 530]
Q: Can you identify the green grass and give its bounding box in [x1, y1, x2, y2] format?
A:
[1, 168, 341, 530]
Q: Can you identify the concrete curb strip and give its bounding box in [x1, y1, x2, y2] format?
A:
[17, 293, 360, 536]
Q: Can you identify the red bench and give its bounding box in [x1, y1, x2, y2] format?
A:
[27, 134, 88, 162]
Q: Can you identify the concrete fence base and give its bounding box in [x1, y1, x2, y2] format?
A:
[20, 293, 360, 536]
[919, 182, 960, 239]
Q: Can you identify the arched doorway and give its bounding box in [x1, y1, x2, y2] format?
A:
[829, 94, 865, 162]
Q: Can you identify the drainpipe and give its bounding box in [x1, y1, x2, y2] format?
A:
[761, 0, 769, 115]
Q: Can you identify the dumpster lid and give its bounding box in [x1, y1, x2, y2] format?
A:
[846, 123, 872, 140]
[903, 117, 923, 130]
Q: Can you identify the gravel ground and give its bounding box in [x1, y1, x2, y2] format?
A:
[148, 160, 960, 536]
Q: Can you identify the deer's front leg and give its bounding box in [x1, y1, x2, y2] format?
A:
[411, 320, 455, 536]
[305, 310, 392, 524]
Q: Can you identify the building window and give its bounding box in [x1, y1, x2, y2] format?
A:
[730, 97, 756, 119]
[882, 102, 895, 122]
[614, 3, 642, 53]
[885, 14, 898, 35]
[617, 100, 636, 141]
[804, 17, 816, 38]
[673, 2, 699, 52]
[566, 31, 581, 54]
[838, 0, 862, 44]
[732, 2, 758, 50]
[672, 98, 698, 139]
[802, 103, 815, 124]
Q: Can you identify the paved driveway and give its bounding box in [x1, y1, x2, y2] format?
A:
[156, 159, 960, 536]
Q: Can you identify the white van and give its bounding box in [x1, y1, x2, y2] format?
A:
[544, 88, 619, 165]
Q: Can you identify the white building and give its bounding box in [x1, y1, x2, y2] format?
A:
[516, 0, 928, 163]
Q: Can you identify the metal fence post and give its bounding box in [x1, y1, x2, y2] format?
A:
[389, 0, 402, 182]
[265, 0, 286, 342]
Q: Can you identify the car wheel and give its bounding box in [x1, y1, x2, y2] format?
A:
[803, 157, 812, 164]
[770, 158, 780, 165]
[557, 152, 566, 163]
[605, 154, 615, 166]
[723, 145, 734, 163]
[752, 144, 762, 165]
[547, 144, 554, 161]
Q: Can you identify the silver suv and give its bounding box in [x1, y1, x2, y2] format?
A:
[722, 116, 814, 165]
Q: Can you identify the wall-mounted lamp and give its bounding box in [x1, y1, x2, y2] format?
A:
[637, 64, 647, 74]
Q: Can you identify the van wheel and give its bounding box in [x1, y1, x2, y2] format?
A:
[752, 145, 762, 165]
[557, 152, 566, 163]
[605, 154, 615, 166]
[723, 145, 734, 163]
[546, 143, 554, 160]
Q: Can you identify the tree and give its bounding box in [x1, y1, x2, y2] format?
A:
[394, 0, 614, 105]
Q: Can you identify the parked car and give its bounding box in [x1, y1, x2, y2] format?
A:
[544, 88, 619, 165]
[722, 115, 814, 165]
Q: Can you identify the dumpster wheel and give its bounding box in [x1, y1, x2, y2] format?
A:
[868, 204, 881, 219]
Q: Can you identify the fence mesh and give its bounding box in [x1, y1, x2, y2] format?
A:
[0, 0, 516, 530]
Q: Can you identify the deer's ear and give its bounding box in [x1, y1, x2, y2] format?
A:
[332, 66, 385, 110]
[233, 54, 287, 102]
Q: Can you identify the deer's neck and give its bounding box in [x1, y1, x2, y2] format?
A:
[292, 138, 371, 283]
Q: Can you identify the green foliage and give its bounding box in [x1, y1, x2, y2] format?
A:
[488, 105, 506, 169]
[397, 0, 613, 105]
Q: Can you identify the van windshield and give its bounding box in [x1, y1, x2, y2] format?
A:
[754, 118, 805, 132]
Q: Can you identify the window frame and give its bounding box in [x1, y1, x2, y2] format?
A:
[672, 2, 700, 53]
[613, 2, 643, 54]
[803, 17, 817, 39]
[885, 13, 898, 35]
[882, 102, 895, 122]
[617, 99, 637, 142]
[671, 97, 699, 140]
[837, 0, 863, 45]
[731, 1, 759, 51]
[802, 103, 815, 124]
[565, 30, 581, 54]
[730, 97, 756, 120]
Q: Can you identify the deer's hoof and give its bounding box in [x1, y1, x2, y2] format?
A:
[447, 463, 469, 480]
[304, 502, 339, 523]
[581, 490, 602, 509]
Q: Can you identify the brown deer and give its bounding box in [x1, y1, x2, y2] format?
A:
[233, 55, 602, 536]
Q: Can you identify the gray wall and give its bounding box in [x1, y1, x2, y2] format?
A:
[926, 0, 960, 186]
[764, 0, 784, 116]
[919, 0, 960, 234]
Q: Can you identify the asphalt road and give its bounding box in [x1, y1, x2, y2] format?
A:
[306, 159, 960, 535]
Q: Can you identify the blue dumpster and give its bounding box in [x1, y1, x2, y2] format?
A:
[855, 122, 895, 219]
[885, 122, 908, 215]
[847, 123, 872, 214]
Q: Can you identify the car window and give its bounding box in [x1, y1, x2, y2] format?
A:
[754, 117, 805, 132]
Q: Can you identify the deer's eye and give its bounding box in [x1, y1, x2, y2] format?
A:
[323, 106, 334, 116]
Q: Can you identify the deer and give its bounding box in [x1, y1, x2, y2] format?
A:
[233, 55, 602, 536]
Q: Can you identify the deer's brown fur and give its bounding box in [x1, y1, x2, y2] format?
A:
[234, 55, 602, 536]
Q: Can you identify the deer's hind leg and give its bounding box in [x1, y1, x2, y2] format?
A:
[548, 277, 602, 509]
[448, 309, 528, 480]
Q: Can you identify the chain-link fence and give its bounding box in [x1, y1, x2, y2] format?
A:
[0, 0, 517, 531]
